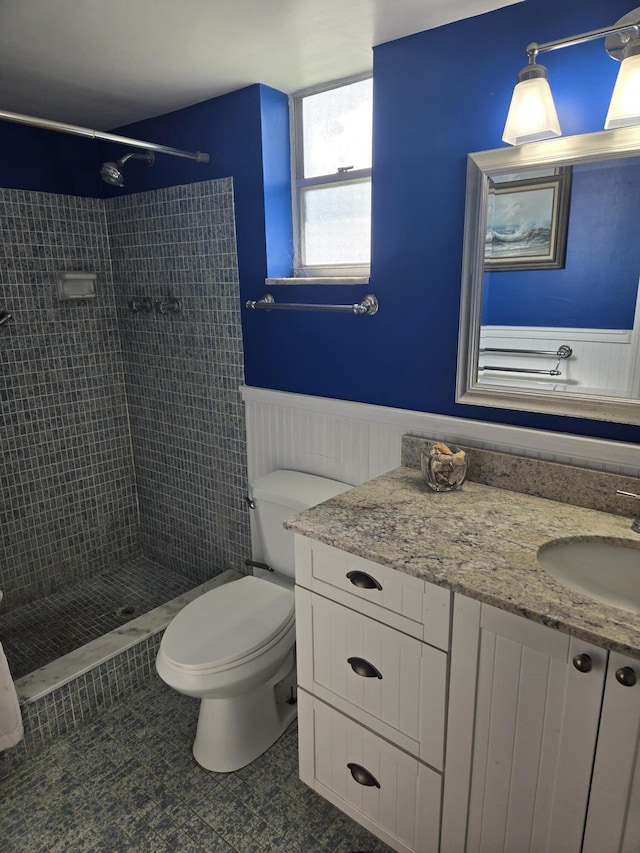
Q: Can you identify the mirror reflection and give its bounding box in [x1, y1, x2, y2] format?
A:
[480, 156, 640, 399]
[457, 129, 640, 424]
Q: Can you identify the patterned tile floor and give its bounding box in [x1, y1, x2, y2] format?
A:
[0, 556, 195, 679]
[0, 677, 392, 852]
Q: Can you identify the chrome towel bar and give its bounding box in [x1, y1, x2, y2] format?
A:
[479, 345, 572, 359]
[246, 293, 379, 316]
[481, 365, 562, 376]
[479, 344, 573, 377]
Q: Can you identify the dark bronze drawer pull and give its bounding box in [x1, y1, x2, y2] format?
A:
[347, 762, 381, 788]
[347, 657, 383, 679]
[616, 666, 637, 687]
[572, 653, 593, 673]
[346, 570, 382, 591]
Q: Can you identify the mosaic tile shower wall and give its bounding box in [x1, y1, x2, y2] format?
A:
[106, 179, 250, 583]
[0, 189, 138, 609]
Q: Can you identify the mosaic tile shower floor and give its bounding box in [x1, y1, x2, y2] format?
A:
[0, 556, 195, 679]
[0, 677, 392, 852]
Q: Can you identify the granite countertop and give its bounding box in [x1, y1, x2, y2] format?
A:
[285, 466, 640, 658]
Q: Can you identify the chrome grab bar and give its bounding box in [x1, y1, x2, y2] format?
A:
[0, 310, 12, 326]
[246, 293, 379, 316]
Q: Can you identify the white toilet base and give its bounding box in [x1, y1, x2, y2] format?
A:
[192, 650, 297, 772]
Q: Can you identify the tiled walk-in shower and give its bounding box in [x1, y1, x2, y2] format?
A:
[1, 178, 249, 612]
[0, 177, 250, 749]
[0, 555, 194, 680]
[0, 677, 392, 853]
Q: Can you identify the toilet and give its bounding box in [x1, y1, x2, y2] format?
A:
[156, 469, 351, 772]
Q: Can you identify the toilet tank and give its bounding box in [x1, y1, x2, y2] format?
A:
[250, 470, 351, 580]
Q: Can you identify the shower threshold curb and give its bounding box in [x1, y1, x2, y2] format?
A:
[16, 570, 241, 704]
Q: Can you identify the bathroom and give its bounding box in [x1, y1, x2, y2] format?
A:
[2, 0, 640, 849]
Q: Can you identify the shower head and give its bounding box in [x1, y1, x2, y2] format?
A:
[100, 151, 155, 187]
[100, 161, 125, 187]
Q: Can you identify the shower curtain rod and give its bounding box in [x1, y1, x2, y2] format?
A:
[0, 108, 210, 163]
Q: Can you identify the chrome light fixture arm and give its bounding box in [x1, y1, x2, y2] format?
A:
[503, 7, 640, 145]
[525, 17, 640, 64]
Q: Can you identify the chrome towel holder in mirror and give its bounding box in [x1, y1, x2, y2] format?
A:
[479, 344, 573, 376]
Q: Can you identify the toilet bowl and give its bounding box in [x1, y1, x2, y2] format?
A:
[156, 469, 351, 772]
[157, 575, 296, 772]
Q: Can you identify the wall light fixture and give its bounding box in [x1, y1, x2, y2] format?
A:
[503, 7, 640, 145]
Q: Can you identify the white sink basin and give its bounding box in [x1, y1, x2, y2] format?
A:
[537, 539, 640, 614]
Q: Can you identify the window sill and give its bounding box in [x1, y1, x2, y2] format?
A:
[265, 276, 370, 286]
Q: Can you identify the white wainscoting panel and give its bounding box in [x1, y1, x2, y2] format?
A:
[479, 326, 634, 396]
[245, 395, 370, 486]
[242, 386, 640, 487]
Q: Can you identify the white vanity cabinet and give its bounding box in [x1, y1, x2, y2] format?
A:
[582, 649, 640, 853]
[442, 595, 640, 853]
[295, 534, 640, 853]
[294, 535, 451, 853]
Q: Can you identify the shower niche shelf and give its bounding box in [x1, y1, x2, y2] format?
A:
[56, 271, 96, 300]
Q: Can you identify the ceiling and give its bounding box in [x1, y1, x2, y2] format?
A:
[0, 0, 521, 131]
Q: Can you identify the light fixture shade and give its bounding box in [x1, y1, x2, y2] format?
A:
[605, 51, 640, 129]
[502, 73, 562, 145]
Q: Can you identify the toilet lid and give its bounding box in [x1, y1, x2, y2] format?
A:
[160, 576, 295, 671]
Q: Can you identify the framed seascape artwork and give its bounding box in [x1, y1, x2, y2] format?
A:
[484, 167, 571, 271]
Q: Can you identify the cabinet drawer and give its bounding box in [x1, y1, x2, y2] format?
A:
[296, 587, 447, 769]
[295, 536, 450, 649]
[298, 690, 441, 853]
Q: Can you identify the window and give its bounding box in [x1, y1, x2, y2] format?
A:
[292, 76, 372, 278]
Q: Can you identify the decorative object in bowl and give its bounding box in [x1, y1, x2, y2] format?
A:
[421, 442, 468, 492]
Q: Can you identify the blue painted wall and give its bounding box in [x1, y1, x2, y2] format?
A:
[240, 0, 640, 442]
[482, 159, 640, 328]
[0, 120, 101, 196]
[259, 86, 294, 278]
[364, 0, 639, 443]
[100, 85, 289, 302]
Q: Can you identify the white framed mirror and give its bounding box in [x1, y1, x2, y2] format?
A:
[457, 125, 640, 425]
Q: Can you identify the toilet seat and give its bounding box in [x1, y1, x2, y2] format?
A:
[159, 576, 295, 676]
